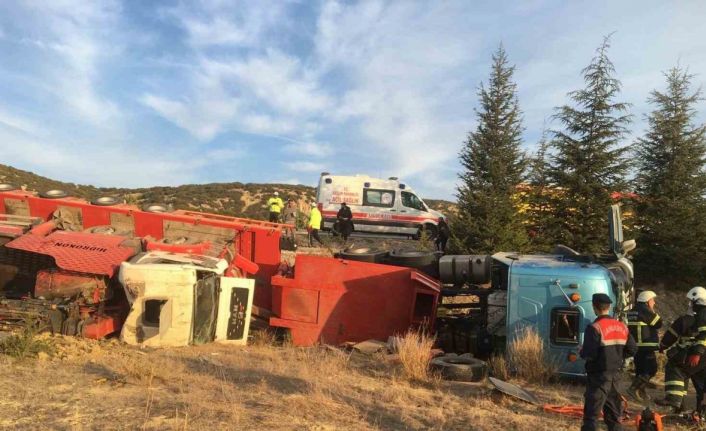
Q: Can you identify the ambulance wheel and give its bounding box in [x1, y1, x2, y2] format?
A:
[91, 196, 120, 206]
[336, 247, 389, 263]
[40, 189, 69, 199]
[430, 355, 487, 382]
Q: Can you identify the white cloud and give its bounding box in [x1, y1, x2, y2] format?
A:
[283, 141, 333, 158]
[287, 161, 327, 173]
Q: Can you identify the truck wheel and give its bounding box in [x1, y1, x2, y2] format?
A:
[336, 247, 389, 263]
[91, 196, 120, 206]
[40, 189, 69, 199]
[386, 249, 439, 277]
[430, 355, 487, 382]
[0, 183, 17, 191]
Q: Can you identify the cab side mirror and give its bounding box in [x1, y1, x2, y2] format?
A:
[621, 239, 636, 255]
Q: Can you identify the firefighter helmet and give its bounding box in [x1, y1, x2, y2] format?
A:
[637, 290, 657, 303]
[687, 286, 706, 306]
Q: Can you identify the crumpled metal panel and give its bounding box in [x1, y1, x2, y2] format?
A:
[5, 231, 137, 276]
[489, 376, 540, 405]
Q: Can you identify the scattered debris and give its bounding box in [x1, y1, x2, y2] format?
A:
[352, 339, 388, 355]
[488, 376, 540, 405]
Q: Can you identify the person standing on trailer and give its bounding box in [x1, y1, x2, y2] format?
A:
[282, 199, 298, 249]
[267, 191, 284, 223]
[435, 217, 450, 253]
[308, 202, 324, 247]
[580, 293, 637, 431]
[626, 290, 662, 401]
[336, 202, 353, 242]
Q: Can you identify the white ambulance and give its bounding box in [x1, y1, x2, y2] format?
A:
[316, 173, 445, 238]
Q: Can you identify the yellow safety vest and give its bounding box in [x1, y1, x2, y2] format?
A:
[267, 197, 284, 213]
[308, 207, 322, 230]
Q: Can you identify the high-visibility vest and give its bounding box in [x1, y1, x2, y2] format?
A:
[267, 197, 284, 213]
[308, 207, 322, 230]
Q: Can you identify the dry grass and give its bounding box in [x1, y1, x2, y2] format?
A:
[508, 326, 558, 383]
[488, 354, 509, 381]
[396, 330, 435, 381]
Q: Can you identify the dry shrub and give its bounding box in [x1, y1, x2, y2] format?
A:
[397, 330, 435, 381]
[488, 354, 509, 381]
[250, 328, 277, 347]
[0, 320, 54, 359]
[508, 326, 557, 383]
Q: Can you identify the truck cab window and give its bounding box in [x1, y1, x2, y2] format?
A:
[550, 308, 579, 345]
[401, 191, 426, 211]
[363, 189, 395, 208]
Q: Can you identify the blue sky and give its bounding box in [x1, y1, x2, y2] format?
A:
[0, 1, 705, 200]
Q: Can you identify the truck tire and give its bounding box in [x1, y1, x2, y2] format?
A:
[91, 196, 120, 206]
[430, 355, 487, 382]
[386, 250, 439, 277]
[40, 189, 69, 199]
[0, 183, 17, 191]
[336, 247, 389, 263]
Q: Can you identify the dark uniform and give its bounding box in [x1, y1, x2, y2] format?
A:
[435, 218, 450, 253]
[580, 293, 637, 431]
[658, 306, 706, 411]
[627, 302, 662, 396]
[336, 203, 353, 241]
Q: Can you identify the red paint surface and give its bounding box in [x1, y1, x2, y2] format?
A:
[270, 254, 439, 346]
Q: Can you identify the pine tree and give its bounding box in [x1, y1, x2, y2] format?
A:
[452, 45, 528, 254]
[634, 67, 706, 283]
[549, 37, 631, 253]
[524, 133, 556, 252]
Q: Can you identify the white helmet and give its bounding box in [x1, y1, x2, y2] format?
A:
[274, 191, 279, 196]
[637, 290, 657, 303]
[687, 286, 706, 306]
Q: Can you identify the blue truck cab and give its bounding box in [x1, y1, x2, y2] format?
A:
[436, 205, 635, 376]
[501, 205, 635, 375]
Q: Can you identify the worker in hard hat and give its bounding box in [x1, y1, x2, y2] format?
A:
[307, 201, 323, 247]
[626, 290, 662, 401]
[656, 286, 706, 412]
[267, 191, 284, 223]
[580, 293, 637, 431]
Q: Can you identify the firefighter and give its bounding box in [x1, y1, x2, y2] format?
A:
[580, 293, 637, 431]
[656, 286, 706, 412]
[307, 202, 323, 247]
[627, 290, 662, 401]
[267, 192, 284, 223]
[435, 217, 450, 253]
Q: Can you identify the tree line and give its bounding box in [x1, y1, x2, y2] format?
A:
[451, 36, 706, 287]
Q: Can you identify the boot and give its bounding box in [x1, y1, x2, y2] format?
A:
[638, 376, 651, 401]
[655, 396, 683, 412]
[627, 376, 644, 402]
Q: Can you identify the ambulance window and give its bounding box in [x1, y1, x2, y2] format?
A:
[401, 191, 426, 211]
[363, 189, 395, 208]
[551, 308, 580, 345]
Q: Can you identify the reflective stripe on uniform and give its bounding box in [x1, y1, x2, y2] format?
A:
[666, 390, 688, 396]
[698, 326, 706, 332]
[600, 339, 628, 346]
[696, 340, 706, 346]
[665, 381, 685, 387]
[628, 322, 647, 326]
[650, 315, 661, 326]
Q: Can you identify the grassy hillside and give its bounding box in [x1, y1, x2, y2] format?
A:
[0, 164, 456, 220]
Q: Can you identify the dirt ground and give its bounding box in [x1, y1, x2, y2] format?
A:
[0, 332, 698, 431]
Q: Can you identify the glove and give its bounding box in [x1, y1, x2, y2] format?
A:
[688, 354, 701, 367]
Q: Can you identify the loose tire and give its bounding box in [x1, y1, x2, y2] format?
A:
[336, 247, 389, 263]
[91, 196, 120, 206]
[430, 355, 487, 382]
[40, 189, 69, 199]
[386, 249, 439, 277]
